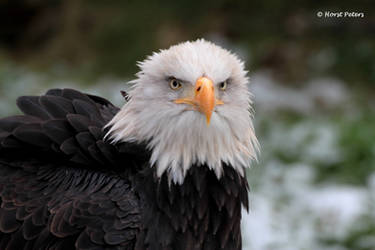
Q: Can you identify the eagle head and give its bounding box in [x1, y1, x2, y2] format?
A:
[106, 39, 259, 184]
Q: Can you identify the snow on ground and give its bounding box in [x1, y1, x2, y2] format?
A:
[250, 72, 350, 114]
[242, 73, 370, 250]
[242, 162, 367, 250]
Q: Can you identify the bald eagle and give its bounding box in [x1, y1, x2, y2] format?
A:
[0, 40, 258, 250]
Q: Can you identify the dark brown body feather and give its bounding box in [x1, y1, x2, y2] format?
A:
[135, 165, 248, 250]
[0, 89, 249, 250]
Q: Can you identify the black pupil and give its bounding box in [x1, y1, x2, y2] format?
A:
[221, 82, 225, 88]
[173, 80, 178, 87]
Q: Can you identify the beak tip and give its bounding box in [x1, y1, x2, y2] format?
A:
[206, 116, 211, 125]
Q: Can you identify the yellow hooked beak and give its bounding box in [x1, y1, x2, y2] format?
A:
[174, 77, 224, 125]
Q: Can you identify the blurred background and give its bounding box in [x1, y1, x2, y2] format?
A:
[0, 1, 374, 249]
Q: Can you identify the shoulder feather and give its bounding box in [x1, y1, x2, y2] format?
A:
[0, 88, 133, 170]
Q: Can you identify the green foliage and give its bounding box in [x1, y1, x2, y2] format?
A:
[0, 0, 373, 85]
[320, 202, 375, 250]
[316, 111, 375, 185]
[256, 107, 375, 186]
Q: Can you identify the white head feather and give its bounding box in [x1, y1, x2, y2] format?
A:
[106, 39, 259, 184]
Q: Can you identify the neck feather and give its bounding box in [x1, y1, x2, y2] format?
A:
[106, 98, 258, 184]
[134, 163, 249, 250]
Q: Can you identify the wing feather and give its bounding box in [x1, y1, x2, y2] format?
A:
[0, 88, 143, 249]
[0, 163, 140, 249]
[0, 88, 133, 170]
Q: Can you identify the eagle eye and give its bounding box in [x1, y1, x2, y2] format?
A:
[219, 81, 227, 90]
[169, 79, 182, 90]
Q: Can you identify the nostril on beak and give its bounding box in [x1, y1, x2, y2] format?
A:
[196, 86, 201, 92]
